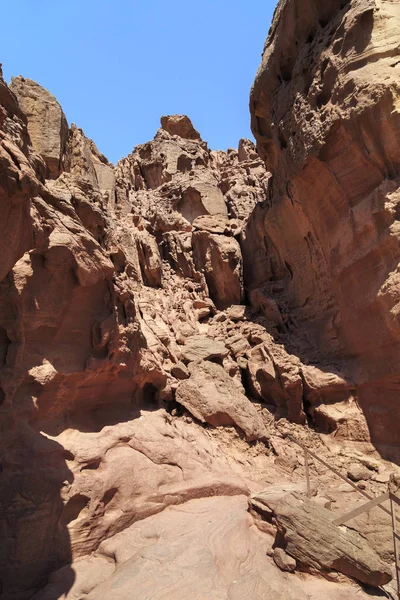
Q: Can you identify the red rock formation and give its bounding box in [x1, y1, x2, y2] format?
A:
[1, 3, 400, 592]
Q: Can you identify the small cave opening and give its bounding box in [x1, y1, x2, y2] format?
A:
[278, 128, 288, 150]
[102, 487, 118, 508]
[142, 383, 159, 408]
[165, 398, 185, 417]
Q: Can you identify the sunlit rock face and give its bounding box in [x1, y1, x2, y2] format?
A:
[248, 0, 400, 450]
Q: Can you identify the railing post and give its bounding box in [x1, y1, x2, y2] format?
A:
[390, 492, 400, 599]
[304, 449, 311, 499]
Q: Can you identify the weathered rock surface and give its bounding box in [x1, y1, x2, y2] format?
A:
[249, 0, 400, 449]
[34, 495, 381, 600]
[180, 335, 228, 363]
[273, 547, 297, 573]
[275, 494, 391, 586]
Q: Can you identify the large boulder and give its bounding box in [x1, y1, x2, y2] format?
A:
[160, 114, 201, 140]
[176, 360, 267, 442]
[192, 230, 243, 310]
[273, 494, 391, 587]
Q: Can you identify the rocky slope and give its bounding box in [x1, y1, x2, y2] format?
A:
[1, 0, 400, 597]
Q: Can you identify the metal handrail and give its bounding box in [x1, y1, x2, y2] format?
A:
[287, 434, 399, 598]
[287, 434, 392, 518]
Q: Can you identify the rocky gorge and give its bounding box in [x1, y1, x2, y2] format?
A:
[1, 0, 400, 598]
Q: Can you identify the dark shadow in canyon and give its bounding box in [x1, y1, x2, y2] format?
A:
[29, 375, 167, 437]
[0, 429, 75, 599]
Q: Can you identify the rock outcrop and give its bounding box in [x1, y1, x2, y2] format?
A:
[10, 76, 68, 179]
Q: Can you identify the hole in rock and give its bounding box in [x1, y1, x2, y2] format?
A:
[256, 116, 270, 137]
[0, 387, 4, 406]
[60, 494, 89, 525]
[0, 327, 10, 367]
[280, 59, 294, 82]
[208, 356, 225, 367]
[177, 154, 193, 173]
[142, 383, 159, 407]
[165, 399, 185, 416]
[278, 129, 288, 150]
[81, 458, 101, 471]
[102, 488, 118, 507]
[355, 9, 374, 53]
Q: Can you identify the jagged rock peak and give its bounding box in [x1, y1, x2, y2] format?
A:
[160, 114, 202, 140]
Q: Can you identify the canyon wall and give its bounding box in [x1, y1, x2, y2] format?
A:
[249, 0, 400, 451]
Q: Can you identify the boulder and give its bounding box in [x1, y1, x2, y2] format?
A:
[192, 214, 240, 236]
[171, 362, 190, 380]
[347, 463, 372, 483]
[273, 494, 392, 587]
[178, 181, 228, 223]
[273, 548, 297, 573]
[180, 336, 228, 362]
[192, 231, 243, 310]
[249, 483, 317, 522]
[176, 361, 267, 441]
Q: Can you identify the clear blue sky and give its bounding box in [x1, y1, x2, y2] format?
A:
[1, 1, 276, 164]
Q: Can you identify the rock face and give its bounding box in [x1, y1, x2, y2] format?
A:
[10, 76, 68, 178]
[2, 2, 400, 595]
[249, 0, 400, 450]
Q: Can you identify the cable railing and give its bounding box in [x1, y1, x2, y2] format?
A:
[287, 434, 399, 599]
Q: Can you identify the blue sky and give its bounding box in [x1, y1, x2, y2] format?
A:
[1, 1, 276, 164]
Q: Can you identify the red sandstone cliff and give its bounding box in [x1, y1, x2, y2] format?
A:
[249, 0, 400, 451]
